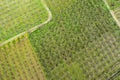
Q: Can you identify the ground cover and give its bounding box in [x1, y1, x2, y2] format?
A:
[0, 0, 48, 44]
[29, 0, 120, 79]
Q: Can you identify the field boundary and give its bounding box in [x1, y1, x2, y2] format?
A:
[0, 0, 52, 47]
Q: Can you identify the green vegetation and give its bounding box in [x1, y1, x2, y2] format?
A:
[0, 34, 45, 80]
[107, 0, 120, 10]
[29, 0, 120, 79]
[0, 0, 120, 80]
[0, 0, 48, 44]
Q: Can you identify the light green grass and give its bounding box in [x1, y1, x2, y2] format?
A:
[0, 0, 48, 44]
[29, 0, 120, 79]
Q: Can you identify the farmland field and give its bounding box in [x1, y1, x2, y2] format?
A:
[0, 0, 48, 44]
[0, 0, 120, 80]
[0, 34, 45, 80]
[29, 0, 120, 80]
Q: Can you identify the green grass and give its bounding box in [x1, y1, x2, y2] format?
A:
[0, 0, 48, 44]
[106, 0, 120, 10]
[29, 0, 120, 79]
[0, 34, 46, 80]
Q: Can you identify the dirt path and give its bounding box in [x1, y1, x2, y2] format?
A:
[0, 0, 52, 47]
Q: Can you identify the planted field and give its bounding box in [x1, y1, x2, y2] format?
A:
[29, 0, 120, 79]
[0, 0, 48, 44]
[0, 34, 45, 80]
[0, 0, 120, 80]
